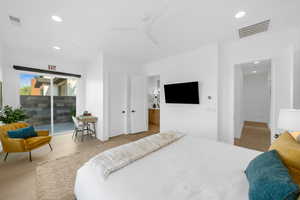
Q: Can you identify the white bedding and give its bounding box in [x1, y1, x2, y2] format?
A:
[87, 132, 185, 179]
[74, 136, 260, 200]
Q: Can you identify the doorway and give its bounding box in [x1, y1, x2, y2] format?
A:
[234, 59, 272, 152]
[19, 72, 78, 135]
[147, 75, 160, 133]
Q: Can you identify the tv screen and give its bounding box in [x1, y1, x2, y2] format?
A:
[164, 81, 199, 104]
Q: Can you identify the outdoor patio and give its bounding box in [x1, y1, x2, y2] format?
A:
[35, 122, 74, 135]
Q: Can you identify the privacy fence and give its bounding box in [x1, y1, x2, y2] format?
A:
[20, 95, 76, 126]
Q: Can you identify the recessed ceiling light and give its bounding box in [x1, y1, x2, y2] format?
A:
[252, 70, 257, 74]
[53, 46, 61, 50]
[254, 61, 260, 64]
[235, 11, 246, 19]
[51, 15, 63, 22]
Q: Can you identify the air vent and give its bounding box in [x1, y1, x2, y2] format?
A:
[9, 15, 21, 25]
[239, 20, 270, 39]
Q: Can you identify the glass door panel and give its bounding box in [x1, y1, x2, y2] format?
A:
[19, 73, 51, 131]
[53, 77, 77, 134]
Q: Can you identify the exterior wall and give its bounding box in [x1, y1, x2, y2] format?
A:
[30, 79, 41, 95]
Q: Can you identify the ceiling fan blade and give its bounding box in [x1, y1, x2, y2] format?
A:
[111, 27, 137, 31]
[145, 31, 159, 47]
[150, 0, 169, 25]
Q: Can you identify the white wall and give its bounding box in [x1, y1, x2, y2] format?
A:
[85, 52, 106, 140]
[0, 44, 4, 151]
[144, 44, 219, 140]
[243, 72, 271, 123]
[76, 52, 145, 141]
[218, 29, 299, 143]
[293, 48, 300, 109]
[0, 45, 3, 81]
[2, 48, 86, 115]
[233, 67, 244, 138]
[0, 47, 144, 142]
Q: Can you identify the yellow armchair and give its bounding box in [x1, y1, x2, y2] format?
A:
[0, 122, 52, 161]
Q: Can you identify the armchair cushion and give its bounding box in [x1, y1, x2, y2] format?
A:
[25, 136, 51, 150]
[8, 126, 37, 139]
[36, 130, 50, 137]
[5, 138, 26, 152]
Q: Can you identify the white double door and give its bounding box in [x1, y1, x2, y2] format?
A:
[109, 73, 147, 137]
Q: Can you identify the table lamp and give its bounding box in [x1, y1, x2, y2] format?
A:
[277, 109, 300, 138]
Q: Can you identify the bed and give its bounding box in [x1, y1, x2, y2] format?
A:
[74, 135, 260, 200]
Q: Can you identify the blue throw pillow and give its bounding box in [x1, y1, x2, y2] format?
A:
[7, 128, 23, 139]
[245, 150, 300, 200]
[8, 126, 37, 139]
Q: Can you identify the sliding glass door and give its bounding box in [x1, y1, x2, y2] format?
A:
[19, 73, 78, 135]
[53, 77, 77, 133]
[20, 73, 52, 131]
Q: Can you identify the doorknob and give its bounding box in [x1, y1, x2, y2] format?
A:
[131, 110, 136, 113]
[122, 110, 126, 114]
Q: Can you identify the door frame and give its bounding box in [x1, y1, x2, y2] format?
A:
[233, 59, 274, 143]
[146, 74, 161, 131]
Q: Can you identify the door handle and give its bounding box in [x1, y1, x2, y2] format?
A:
[131, 110, 136, 113]
[122, 110, 126, 114]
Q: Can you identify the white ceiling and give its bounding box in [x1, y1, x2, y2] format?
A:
[0, 0, 300, 64]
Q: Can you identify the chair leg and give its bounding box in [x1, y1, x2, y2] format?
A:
[29, 152, 32, 162]
[74, 131, 78, 141]
[72, 130, 75, 139]
[74, 129, 79, 141]
[93, 123, 96, 137]
[49, 143, 53, 151]
[3, 152, 8, 161]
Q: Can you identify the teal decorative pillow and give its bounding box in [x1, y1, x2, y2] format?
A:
[7, 128, 23, 138]
[8, 126, 37, 139]
[245, 150, 300, 200]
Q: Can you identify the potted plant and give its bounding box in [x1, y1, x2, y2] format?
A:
[70, 107, 76, 118]
[0, 105, 28, 124]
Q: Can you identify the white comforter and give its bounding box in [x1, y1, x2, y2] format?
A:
[87, 132, 184, 179]
[74, 136, 259, 200]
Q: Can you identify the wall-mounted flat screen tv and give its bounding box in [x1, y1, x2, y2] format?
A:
[164, 81, 199, 104]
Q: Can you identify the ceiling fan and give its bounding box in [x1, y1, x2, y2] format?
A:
[111, 1, 169, 47]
